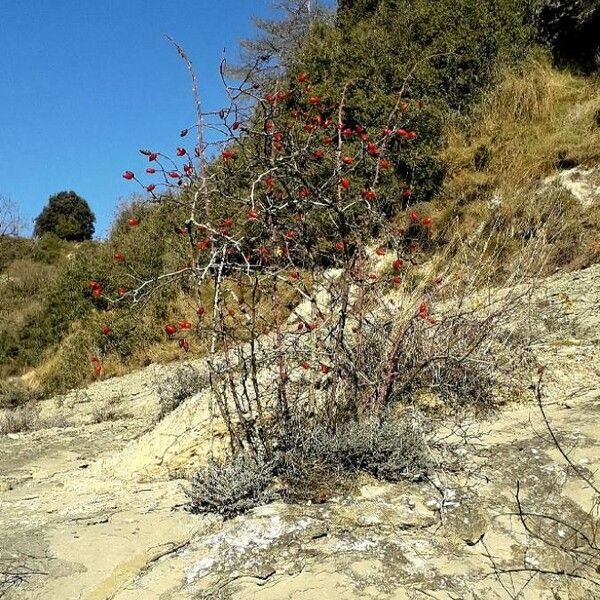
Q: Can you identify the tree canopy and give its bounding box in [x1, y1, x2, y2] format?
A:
[34, 191, 95, 241]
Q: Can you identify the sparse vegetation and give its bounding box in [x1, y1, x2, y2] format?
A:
[0, 405, 37, 435]
[188, 411, 431, 517]
[155, 364, 203, 419]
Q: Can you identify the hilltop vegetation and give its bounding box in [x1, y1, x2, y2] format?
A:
[0, 0, 599, 402]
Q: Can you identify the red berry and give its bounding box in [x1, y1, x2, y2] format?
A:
[422, 217, 432, 227]
[361, 189, 376, 202]
[320, 364, 330, 374]
[178, 338, 190, 352]
[247, 209, 259, 220]
[393, 259, 404, 270]
[301, 361, 309, 370]
[342, 156, 353, 165]
[335, 241, 345, 252]
[410, 211, 420, 222]
[146, 167, 156, 174]
[290, 271, 299, 280]
[128, 217, 139, 226]
[340, 177, 351, 189]
[101, 325, 111, 336]
[114, 252, 125, 261]
[122, 171, 134, 180]
[308, 96, 320, 106]
[165, 324, 177, 336]
[146, 184, 156, 193]
[149, 153, 158, 161]
[367, 142, 380, 157]
[168, 171, 180, 179]
[118, 287, 127, 296]
[313, 149, 324, 160]
[298, 72, 309, 83]
[375, 247, 386, 256]
[176, 147, 186, 156]
[380, 159, 390, 170]
[196, 306, 206, 317]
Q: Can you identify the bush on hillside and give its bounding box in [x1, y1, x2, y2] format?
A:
[291, 0, 538, 202]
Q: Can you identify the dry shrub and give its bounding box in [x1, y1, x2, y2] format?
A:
[0, 405, 37, 435]
[188, 453, 276, 519]
[187, 411, 432, 515]
[91, 394, 131, 424]
[0, 380, 42, 410]
[275, 411, 432, 502]
[155, 363, 203, 419]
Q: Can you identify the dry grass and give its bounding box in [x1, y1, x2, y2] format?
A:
[442, 57, 600, 193]
[430, 57, 600, 275]
[0, 405, 37, 435]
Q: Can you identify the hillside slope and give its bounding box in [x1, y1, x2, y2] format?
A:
[1, 263, 598, 599]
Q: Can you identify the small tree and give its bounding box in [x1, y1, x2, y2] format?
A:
[0, 196, 23, 237]
[34, 191, 95, 241]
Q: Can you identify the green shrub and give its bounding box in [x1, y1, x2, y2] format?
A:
[188, 413, 432, 515]
[276, 413, 432, 500]
[291, 0, 538, 201]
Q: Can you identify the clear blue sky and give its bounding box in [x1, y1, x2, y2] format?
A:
[0, 0, 288, 238]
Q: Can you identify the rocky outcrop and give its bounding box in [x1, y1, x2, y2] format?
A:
[1, 265, 599, 599]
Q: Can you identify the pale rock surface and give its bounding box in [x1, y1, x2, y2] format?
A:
[1, 265, 599, 599]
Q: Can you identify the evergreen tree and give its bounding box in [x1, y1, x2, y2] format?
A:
[34, 191, 95, 241]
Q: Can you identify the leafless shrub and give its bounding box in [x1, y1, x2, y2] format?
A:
[0, 553, 48, 598]
[479, 375, 600, 596]
[0, 195, 23, 238]
[91, 396, 126, 424]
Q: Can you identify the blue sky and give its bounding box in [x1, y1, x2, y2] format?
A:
[0, 0, 290, 237]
